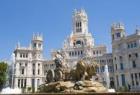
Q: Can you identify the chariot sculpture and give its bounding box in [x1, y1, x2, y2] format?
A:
[46, 51, 70, 83]
[46, 51, 98, 83]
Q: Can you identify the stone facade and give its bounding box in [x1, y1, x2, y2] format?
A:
[95, 53, 114, 88]
[12, 34, 45, 91]
[111, 23, 140, 91]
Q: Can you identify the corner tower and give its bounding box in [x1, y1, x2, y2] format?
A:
[32, 34, 43, 59]
[111, 22, 125, 42]
[32, 34, 43, 50]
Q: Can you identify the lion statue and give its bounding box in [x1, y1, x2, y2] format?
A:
[70, 60, 98, 81]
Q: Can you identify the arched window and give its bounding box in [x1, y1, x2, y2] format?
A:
[75, 40, 84, 47]
[76, 40, 81, 45]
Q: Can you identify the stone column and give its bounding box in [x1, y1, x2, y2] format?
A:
[14, 78, 18, 88]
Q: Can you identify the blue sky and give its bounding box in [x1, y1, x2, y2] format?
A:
[0, 0, 140, 60]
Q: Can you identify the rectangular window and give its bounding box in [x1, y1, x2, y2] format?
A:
[21, 79, 23, 88]
[24, 79, 26, 88]
[119, 56, 122, 61]
[25, 63, 27, 67]
[120, 63, 124, 70]
[131, 43, 133, 48]
[75, 51, 77, 56]
[112, 34, 114, 40]
[96, 51, 98, 54]
[135, 73, 139, 86]
[69, 52, 71, 56]
[131, 74, 134, 86]
[34, 43, 36, 48]
[33, 69, 35, 75]
[132, 61, 136, 68]
[128, 44, 130, 49]
[18, 79, 20, 88]
[78, 51, 80, 56]
[121, 74, 126, 86]
[116, 75, 119, 87]
[135, 73, 137, 79]
[23, 54, 25, 58]
[134, 42, 137, 47]
[32, 79, 35, 92]
[93, 51, 95, 55]
[135, 53, 138, 58]
[114, 57, 116, 60]
[102, 66, 105, 72]
[115, 64, 117, 70]
[129, 54, 131, 58]
[81, 51, 83, 55]
[38, 69, 40, 75]
[79, 22, 81, 27]
[21, 69, 24, 75]
[72, 52, 74, 56]
[20, 54, 22, 58]
[26, 53, 28, 58]
[131, 73, 133, 80]
[116, 33, 120, 37]
[38, 63, 40, 66]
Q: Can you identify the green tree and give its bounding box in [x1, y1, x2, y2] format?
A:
[0, 62, 8, 91]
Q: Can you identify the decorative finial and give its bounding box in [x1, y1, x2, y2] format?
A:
[17, 41, 20, 48]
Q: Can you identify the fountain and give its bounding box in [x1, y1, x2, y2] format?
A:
[39, 51, 108, 93]
[104, 64, 115, 92]
[0, 53, 22, 94]
[0, 87, 22, 94]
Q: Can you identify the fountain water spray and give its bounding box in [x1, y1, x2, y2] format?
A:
[104, 64, 110, 89]
[104, 64, 115, 92]
[1, 87, 22, 94]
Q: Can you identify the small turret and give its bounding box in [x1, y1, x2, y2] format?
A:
[135, 26, 140, 35]
[32, 33, 43, 50]
[111, 22, 125, 42]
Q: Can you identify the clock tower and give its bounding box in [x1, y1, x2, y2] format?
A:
[72, 9, 88, 34]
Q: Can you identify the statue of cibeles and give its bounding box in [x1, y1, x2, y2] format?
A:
[53, 51, 66, 81]
[53, 50, 64, 68]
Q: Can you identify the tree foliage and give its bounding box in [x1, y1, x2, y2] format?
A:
[0, 62, 8, 90]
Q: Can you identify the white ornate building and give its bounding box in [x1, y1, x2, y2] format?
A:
[11, 9, 140, 92]
[50, 9, 114, 88]
[51, 9, 107, 67]
[12, 9, 115, 92]
[13, 9, 140, 92]
[12, 34, 45, 91]
[111, 23, 140, 91]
